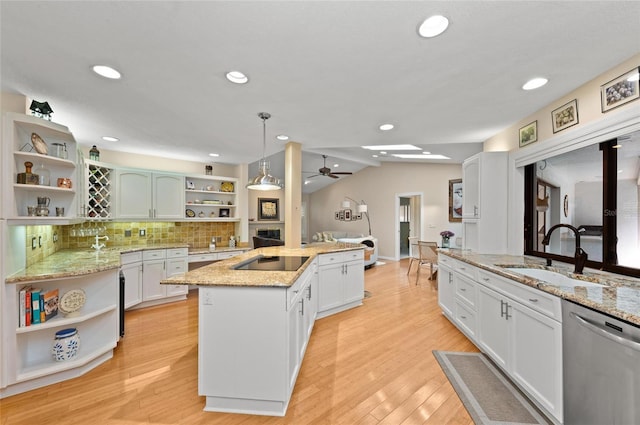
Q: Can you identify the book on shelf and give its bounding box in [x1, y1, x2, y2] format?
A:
[18, 287, 60, 327]
[42, 288, 59, 322]
[18, 286, 31, 327]
[25, 288, 32, 327]
[31, 288, 42, 324]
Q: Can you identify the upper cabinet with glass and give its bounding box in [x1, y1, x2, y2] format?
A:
[2, 113, 79, 224]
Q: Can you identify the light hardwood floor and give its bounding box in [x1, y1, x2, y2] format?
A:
[1, 259, 477, 425]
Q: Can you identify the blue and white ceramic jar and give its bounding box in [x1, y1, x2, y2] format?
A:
[52, 328, 80, 361]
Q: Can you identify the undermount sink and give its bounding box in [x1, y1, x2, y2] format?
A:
[504, 267, 609, 288]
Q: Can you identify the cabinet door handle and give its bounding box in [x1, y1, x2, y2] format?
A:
[505, 303, 512, 320]
[482, 277, 490, 282]
[500, 300, 505, 318]
[529, 298, 539, 303]
[474, 206, 478, 216]
[149, 209, 152, 218]
[299, 298, 304, 316]
[460, 315, 467, 319]
[307, 286, 312, 300]
[460, 287, 467, 292]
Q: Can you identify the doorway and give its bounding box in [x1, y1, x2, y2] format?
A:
[395, 193, 422, 260]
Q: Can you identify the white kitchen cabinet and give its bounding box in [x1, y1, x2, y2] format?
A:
[438, 255, 477, 339]
[477, 270, 563, 421]
[317, 250, 364, 319]
[184, 175, 239, 222]
[136, 248, 189, 308]
[198, 261, 315, 416]
[437, 260, 455, 319]
[438, 252, 564, 424]
[165, 253, 188, 297]
[1, 270, 119, 397]
[2, 113, 80, 224]
[142, 250, 166, 302]
[462, 154, 480, 219]
[462, 151, 509, 254]
[121, 251, 143, 309]
[476, 284, 510, 370]
[114, 169, 183, 219]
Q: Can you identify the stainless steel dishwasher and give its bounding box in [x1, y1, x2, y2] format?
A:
[563, 299, 640, 425]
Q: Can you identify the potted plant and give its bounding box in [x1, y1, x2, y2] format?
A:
[440, 230, 455, 248]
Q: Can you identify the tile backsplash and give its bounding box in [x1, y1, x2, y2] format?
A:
[26, 221, 239, 266]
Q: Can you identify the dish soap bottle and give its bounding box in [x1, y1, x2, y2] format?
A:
[209, 237, 216, 251]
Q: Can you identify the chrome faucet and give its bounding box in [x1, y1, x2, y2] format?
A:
[91, 234, 109, 252]
[541, 224, 587, 274]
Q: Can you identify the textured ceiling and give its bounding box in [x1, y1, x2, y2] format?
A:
[2, 1, 639, 193]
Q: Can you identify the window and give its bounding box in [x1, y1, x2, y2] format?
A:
[524, 131, 640, 278]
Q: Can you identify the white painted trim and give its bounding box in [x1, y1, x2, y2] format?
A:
[507, 106, 640, 255]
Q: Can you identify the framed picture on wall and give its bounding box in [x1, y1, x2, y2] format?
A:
[219, 208, 230, 218]
[600, 67, 640, 113]
[449, 179, 462, 222]
[258, 198, 279, 221]
[551, 99, 579, 133]
[519, 121, 538, 147]
[344, 209, 352, 221]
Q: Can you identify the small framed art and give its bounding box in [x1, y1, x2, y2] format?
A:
[600, 67, 639, 113]
[448, 179, 462, 222]
[519, 120, 538, 147]
[552, 99, 579, 133]
[258, 198, 279, 221]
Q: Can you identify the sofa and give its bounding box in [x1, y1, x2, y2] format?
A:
[312, 231, 378, 268]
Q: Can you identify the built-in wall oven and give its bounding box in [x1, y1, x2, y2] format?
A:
[563, 299, 640, 424]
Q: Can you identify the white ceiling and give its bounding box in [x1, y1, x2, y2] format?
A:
[2, 1, 639, 193]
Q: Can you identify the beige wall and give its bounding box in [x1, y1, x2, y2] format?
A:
[309, 162, 463, 259]
[485, 53, 640, 152]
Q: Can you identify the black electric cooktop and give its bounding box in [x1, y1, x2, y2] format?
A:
[234, 256, 310, 272]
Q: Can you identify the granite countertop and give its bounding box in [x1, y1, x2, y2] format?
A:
[5, 245, 248, 284]
[161, 242, 365, 288]
[6, 243, 362, 287]
[439, 249, 640, 326]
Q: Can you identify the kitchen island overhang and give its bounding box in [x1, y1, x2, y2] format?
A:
[161, 243, 366, 416]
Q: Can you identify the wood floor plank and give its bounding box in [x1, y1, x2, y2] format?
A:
[0, 259, 475, 424]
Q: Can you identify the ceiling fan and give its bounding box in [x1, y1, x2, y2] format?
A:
[306, 155, 353, 179]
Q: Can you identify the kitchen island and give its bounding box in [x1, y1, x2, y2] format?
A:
[161, 243, 365, 416]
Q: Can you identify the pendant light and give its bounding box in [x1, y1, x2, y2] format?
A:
[247, 112, 283, 191]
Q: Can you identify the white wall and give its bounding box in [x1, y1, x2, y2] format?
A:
[309, 162, 463, 259]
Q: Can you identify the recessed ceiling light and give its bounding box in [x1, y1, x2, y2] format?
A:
[333, 164, 339, 168]
[304, 180, 311, 185]
[92, 65, 121, 79]
[362, 144, 421, 151]
[226, 71, 248, 84]
[372, 154, 379, 158]
[102, 136, 119, 142]
[418, 15, 449, 38]
[380, 151, 387, 155]
[379, 123, 394, 131]
[392, 154, 450, 159]
[209, 153, 220, 157]
[522, 77, 548, 90]
[276, 134, 289, 141]
[422, 151, 431, 155]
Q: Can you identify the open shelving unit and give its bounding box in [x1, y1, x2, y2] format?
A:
[184, 175, 239, 221]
